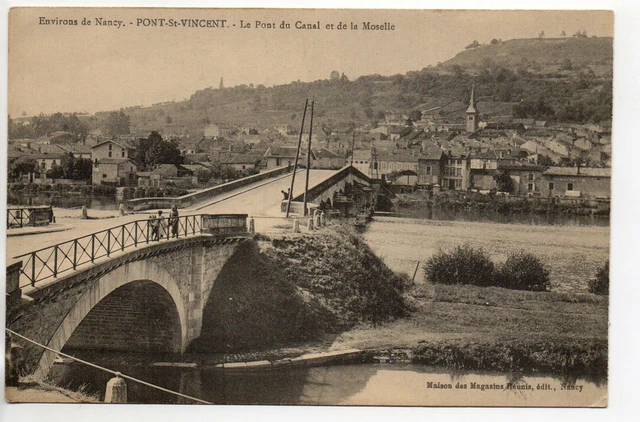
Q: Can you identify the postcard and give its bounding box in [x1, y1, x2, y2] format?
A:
[5, 7, 611, 408]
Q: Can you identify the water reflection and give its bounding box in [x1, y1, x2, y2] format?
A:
[7, 193, 119, 210]
[48, 355, 606, 406]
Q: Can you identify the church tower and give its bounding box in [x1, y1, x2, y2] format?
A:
[466, 85, 479, 133]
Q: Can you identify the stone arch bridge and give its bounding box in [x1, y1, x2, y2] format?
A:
[6, 215, 254, 378]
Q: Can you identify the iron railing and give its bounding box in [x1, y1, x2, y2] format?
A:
[7, 206, 54, 229]
[14, 214, 206, 288]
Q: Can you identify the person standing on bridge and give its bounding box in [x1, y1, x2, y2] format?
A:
[150, 213, 159, 241]
[169, 205, 179, 238]
[156, 210, 166, 240]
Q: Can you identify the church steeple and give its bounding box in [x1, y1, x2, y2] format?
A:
[466, 84, 479, 133]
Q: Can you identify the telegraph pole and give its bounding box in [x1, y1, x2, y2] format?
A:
[286, 99, 308, 218]
[350, 131, 356, 167]
[303, 100, 315, 216]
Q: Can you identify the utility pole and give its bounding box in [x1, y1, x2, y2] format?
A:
[303, 100, 315, 217]
[286, 99, 308, 218]
[350, 131, 356, 167]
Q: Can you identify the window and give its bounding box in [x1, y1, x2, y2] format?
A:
[528, 173, 534, 181]
[528, 183, 534, 191]
[456, 168, 462, 177]
[121, 150, 125, 157]
[108, 144, 112, 151]
[108, 151, 112, 158]
[567, 183, 574, 191]
[455, 179, 462, 189]
[549, 182, 554, 190]
[468, 116, 473, 120]
[426, 166, 432, 175]
[102, 174, 107, 179]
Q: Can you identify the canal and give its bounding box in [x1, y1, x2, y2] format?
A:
[49, 355, 606, 406]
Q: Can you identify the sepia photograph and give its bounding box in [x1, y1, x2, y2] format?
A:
[2, 4, 622, 413]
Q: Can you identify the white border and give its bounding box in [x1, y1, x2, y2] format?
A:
[1, 1, 638, 421]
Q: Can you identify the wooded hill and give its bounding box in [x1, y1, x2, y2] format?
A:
[9, 37, 613, 141]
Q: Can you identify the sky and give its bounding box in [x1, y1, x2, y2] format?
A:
[8, 8, 613, 116]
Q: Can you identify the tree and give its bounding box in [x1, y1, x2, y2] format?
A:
[135, 131, 184, 171]
[537, 155, 555, 167]
[408, 109, 422, 122]
[561, 30, 566, 37]
[72, 158, 93, 180]
[465, 40, 480, 49]
[330, 70, 340, 81]
[103, 111, 131, 136]
[588, 261, 609, 295]
[490, 38, 499, 45]
[494, 169, 515, 193]
[538, 30, 545, 38]
[9, 156, 38, 179]
[46, 164, 65, 179]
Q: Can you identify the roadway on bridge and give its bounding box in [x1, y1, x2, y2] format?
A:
[6, 169, 338, 262]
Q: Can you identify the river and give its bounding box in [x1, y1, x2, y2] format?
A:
[363, 213, 609, 293]
[7, 192, 119, 210]
[49, 356, 606, 406]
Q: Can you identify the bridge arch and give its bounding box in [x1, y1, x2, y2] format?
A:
[35, 260, 188, 377]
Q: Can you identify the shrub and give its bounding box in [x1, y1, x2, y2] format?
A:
[588, 261, 609, 295]
[497, 251, 551, 291]
[92, 185, 116, 196]
[424, 245, 495, 286]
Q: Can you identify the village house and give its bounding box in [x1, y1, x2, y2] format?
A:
[92, 158, 137, 186]
[136, 164, 179, 188]
[91, 139, 135, 161]
[347, 149, 372, 177]
[374, 150, 420, 182]
[417, 150, 446, 186]
[312, 148, 345, 170]
[31, 153, 66, 173]
[500, 163, 546, 195]
[263, 145, 304, 170]
[204, 123, 237, 139]
[540, 167, 611, 199]
[220, 153, 263, 171]
[442, 148, 471, 191]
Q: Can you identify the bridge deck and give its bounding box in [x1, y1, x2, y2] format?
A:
[7, 169, 339, 265]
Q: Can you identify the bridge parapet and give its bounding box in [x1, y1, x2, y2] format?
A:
[127, 165, 298, 211]
[11, 214, 247, 290]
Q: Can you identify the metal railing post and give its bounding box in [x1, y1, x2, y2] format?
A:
[31, 254, 36, 287]
[134, 223, 138, 247]
[146, 221, 150, 244]
[73, 240, 77, 270]
[53, 247, 58, 278]
[122, 226, 125, 251]
[91, 234, 95, 263]
[107, 230, 111, 257]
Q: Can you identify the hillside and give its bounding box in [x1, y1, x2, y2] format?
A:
[9, 36, 613, 141]
[442, 37, 613, 74]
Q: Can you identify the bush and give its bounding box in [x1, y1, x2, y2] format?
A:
[497, 251, 551, 291]
[588, 261, 609, 295]
[424, 245, 495, 286]
[92, 185, 116, 196]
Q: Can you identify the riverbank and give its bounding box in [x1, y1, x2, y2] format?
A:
[329, 282, 608, 378]
[6, 377, 99, 403]
[394, 190, 610, 218]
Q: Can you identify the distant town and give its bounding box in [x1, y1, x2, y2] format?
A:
[8, 84, 611, 201]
